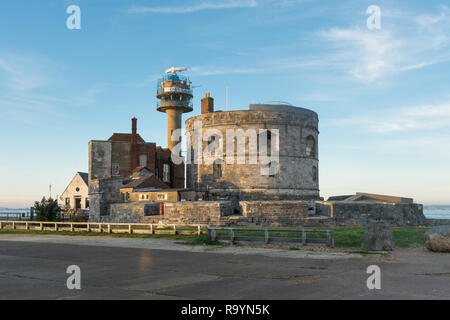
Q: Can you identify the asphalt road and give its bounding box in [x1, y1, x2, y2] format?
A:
[0, 236, 449, 299]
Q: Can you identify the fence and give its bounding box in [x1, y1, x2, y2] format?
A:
[0, 212, 32, 221]
[206, 226, 334, 247]
[0, 221, 204, 236]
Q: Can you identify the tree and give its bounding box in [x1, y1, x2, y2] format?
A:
[34, 197, 60, 221]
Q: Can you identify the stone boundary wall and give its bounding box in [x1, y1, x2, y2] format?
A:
[238, 200, 309, 227]
[93, 200, 313, 227]
[316, 201, 427, 226]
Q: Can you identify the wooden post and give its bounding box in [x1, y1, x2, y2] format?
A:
[150, 224, 153, 234]
[230, 229, 235, 244]
[0, 221, 3, 229]
[40, 223, 43, 231]
[197, 225, 201, 236]
[107, 224, 111, 233]
[70, 223, 74, 232]
[326, 231, 331, 247]
[87, 223, 90, 232]
[264, 229, 269, 244]
[173, 225, 177, 235]
[26, 222, 29, 230]
[12, 222, 15, 230]
[55, 223, 58, 231]
[302, 229, 306, 246]
[128, 224, 132, 234]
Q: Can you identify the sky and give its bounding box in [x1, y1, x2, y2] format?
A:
[0, 0, 449, 207]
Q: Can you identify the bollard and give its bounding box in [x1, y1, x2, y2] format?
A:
[211, 228, 217, 242]
[264, 229, 269, 244]
[230, 229, 235, 244]
[108, 224, 111, 233]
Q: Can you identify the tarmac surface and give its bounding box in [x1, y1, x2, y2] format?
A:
[0, 234, 449, 300]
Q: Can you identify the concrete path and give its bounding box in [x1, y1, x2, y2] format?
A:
[0, 234, 449, 299]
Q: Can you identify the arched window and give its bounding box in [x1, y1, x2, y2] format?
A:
[213, 159, 223, 178]
[306, 135, 316, 158]
[312, 166, 317, 182]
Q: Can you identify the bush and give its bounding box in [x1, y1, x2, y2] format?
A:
[33, 197, 60, 221]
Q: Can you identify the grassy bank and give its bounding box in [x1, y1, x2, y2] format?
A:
[0, 226, 430, 248]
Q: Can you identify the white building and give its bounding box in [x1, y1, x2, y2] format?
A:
[60, 172, 89, 211]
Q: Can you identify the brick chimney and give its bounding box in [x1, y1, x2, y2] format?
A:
[201, 92, 214, 114]
[130, 117, 138, 170]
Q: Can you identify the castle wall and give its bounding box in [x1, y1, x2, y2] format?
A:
[88, 177, 123, 222]
[316, 201, 427, 226]
[185, 106, 320, 200]
[89, 141, 112, 180]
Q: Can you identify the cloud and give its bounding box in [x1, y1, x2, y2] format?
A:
[128, 0, 258, 14]
[333, 102, 450, 133]
[0, 55, 52, 91]
[311, 6, 450, 83]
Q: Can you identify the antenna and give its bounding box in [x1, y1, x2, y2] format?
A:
[165, 67, 187, 75]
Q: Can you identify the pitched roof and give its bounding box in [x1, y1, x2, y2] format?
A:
[108, 133, 145, 143]
[77, 172, 89, 185]
[122, 173, 169, 190]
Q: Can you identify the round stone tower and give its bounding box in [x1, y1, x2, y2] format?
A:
[156, 67, 193, 151]
[185, 103, 320, 201]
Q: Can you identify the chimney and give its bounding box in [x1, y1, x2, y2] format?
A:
[131, 117, 138, 170]
[201, 92, 214, 114]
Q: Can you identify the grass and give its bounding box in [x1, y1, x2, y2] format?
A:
[0, 226, 430, 248]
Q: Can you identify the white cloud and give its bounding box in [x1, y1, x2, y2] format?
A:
[0, 55, 51, 91]
[313, 6, 450, 83]
[128, 0, 258, 14]
[333, 102, 450, 133]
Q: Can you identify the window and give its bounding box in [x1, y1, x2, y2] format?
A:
[312, 166, 318, 182]
[157, 193, 167, 200]
[268, 161, 278, 178]
[112, 163, 120, 176]
[121, 193, 125, 202]
[65, 198, 70, 207]
[258, 130, 272, 154]
[163, 163, 170, 182]
[139, 154, 147, 167]
[306, 136, 316, 158]
[213, 159, 223, 178]
[126, 193, 130, 201]
[85, 198, 90, 208]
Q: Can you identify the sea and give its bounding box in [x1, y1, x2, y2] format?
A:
[423, 205, 450, 220]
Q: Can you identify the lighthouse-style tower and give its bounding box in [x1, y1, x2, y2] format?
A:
[156, 67, 193, 152]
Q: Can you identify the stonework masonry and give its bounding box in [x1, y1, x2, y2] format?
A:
[316, 201, 427, 227]
[185, 104, 320, 201]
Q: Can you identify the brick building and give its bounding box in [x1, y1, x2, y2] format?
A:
[88, 118, 184, 188]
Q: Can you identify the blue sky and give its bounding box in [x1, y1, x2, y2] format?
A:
[0, 0, 449, 207]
